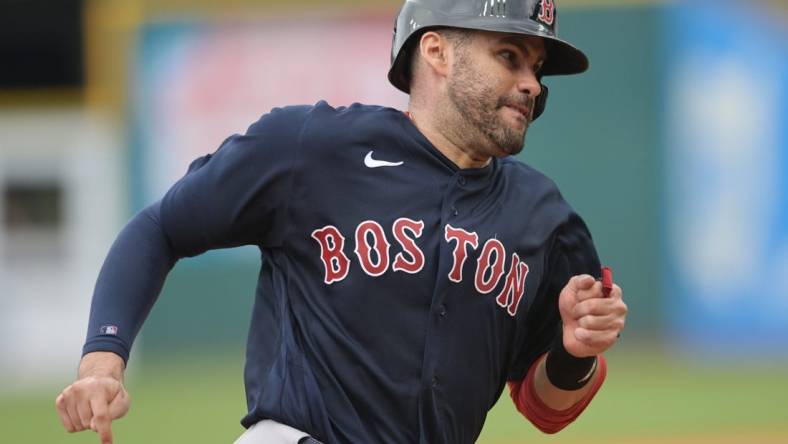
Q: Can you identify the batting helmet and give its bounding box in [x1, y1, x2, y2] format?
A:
[388, 0, 589, 120]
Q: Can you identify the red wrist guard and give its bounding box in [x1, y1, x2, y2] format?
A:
[508, 354, 607, 434]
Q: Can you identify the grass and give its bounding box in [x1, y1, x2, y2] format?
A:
[478, 347, 788, 443]
[3, 346, 787, 443]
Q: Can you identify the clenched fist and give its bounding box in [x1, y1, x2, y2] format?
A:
[558, 274, 627, 358]
[55, 352, 130, 444]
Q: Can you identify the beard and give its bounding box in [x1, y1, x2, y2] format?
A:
[446, 54, 533, 156]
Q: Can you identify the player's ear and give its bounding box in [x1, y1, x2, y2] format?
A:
[418, 31, 451, 79]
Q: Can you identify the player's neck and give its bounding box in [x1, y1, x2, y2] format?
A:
[405, 108, 492, 170]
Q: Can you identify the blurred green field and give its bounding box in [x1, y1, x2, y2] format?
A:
[4, 346, 787, 444]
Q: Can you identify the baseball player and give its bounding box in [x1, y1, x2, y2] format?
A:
[55, 0, 627, 443]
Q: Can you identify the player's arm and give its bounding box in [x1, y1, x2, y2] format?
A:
[508, 215, 627, 433]
[541, 271, 624, 406]
[56, 200, 179, 444]
[55, 106, 308, 444]
[509, 275, 625, 433]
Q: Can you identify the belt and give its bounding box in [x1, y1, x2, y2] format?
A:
[234, 419, 323, 444]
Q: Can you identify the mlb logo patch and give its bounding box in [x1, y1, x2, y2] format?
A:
[100, 325, 118, 335]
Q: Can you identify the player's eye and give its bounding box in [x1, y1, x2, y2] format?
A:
[533, 60, 544, 74]
[499, 50, 519, 67]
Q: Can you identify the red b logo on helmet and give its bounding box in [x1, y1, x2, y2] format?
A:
[537, 0, 555, 27]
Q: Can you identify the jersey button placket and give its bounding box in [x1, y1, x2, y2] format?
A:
[450, 174, 466, 217]
[428, 174, 462, 399]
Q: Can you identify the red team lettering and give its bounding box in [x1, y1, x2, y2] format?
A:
[392, 218, 426, 274]
[354, 221, 391, 277]
[496, 254, 530, 316]
[474, 239, 506, 294]
[444, 224, 480, 283]
[537, 0, 555, 26]
[311, 226, 351, 284]
[312, 220, 529, 316]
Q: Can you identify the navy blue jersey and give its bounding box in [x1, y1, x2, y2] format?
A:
[83, 102, 600, 443]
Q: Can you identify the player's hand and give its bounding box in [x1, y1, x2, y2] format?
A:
[558, 274, 627, 358]
[55, 352, 130, 444]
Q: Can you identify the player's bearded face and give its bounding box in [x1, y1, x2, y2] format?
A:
[446, 45, 533, 156]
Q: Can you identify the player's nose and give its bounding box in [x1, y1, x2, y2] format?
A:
[516, 69, 542, 100]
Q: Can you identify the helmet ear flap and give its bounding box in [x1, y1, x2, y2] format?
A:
[531, 82, 548, 121]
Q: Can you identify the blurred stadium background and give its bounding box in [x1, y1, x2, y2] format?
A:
[1, 0, 787, 442]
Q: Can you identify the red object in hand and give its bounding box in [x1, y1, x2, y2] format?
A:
[601, 266, 613, 297]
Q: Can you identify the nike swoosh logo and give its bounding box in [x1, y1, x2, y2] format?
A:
[364, 151, 404, 168]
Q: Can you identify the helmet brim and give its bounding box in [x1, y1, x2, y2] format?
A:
[541, 36, 589, 76]
[387, 26, 589, 94]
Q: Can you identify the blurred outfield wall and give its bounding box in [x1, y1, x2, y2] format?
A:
[663, 1, 788, 357]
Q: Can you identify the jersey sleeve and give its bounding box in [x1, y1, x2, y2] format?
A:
[82, 202, 177, 362]
[160, 106, 309, 254]
[82, 106, 309, 363]
[507, 212, 602, 381]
